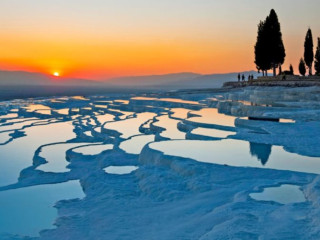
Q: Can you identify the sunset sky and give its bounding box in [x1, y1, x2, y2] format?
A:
[0, 0, 320, 80]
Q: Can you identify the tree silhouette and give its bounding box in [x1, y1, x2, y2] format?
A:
[265, 9, 286, 76]
[255, 21, 271, 76]
[304, 28, 314, 76]
[254, 9, 285, 77]
[289, 64, 294, 75]
[299, 58, 306, 76]
[314, 38, 320, 75]
[249, 142, 272, 166]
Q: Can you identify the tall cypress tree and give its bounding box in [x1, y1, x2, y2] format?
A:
[314, 38, 320, 75]
[254, 9, 285, 77]
[264, 9, 286, 76]
[254, 20, 271, 76]
[304, 28, 314, 75]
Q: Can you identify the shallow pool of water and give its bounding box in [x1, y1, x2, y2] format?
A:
[191, 128, 235, 138]
[169, 108, 190, 119]
[37, 143, 90, 172]
[186, 108, 236, 127]
[120, 135, 155, 154]
[104, 112, 156, 138]
[153, 115, 185, 139]
[23, 104, 52, 113]
[96, 113, 114, 125]
[0, 122, 76, 186]
[0, 118, 40, 132]
[104, 166, 138, 175]
[249, 184, 306, 204]
[0, 180, 84, 237]
[150, 139, 320, 174]
[72, 144, 113, 155]
[0, 113, 18, 119]
[0, 132, 11, 144]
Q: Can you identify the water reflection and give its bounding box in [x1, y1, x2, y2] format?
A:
[150, 139, 320, 174]
[72, 144, 112, 155]
[120, 135, 155, 154]
[249, 142, 272, 165]
[250, 184, 306, 204]
[0, 180, 84, 237]
[0, 91, 318, 239]
[186, 108, 236, 128]
[104, 112, 156, 138]
[104, 166, 138, 175]
[0, 122, 76, 186]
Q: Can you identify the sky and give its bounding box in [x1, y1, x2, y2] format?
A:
[0, 0, 319, 80]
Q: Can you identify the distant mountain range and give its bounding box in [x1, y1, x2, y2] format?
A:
[0, 70, 259, 89]
[0, 70, 100, 87]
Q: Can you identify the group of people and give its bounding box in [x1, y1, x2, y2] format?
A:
[237, 73, 254, 82]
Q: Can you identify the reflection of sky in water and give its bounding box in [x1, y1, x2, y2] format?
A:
[55, 108, 69, 115]
[105, 112, 156, 138]
[150, 139, 320, 174]
[131, 97, 199, 105]
[84, 131, 93, 137]
[0, 122, 76, 186]
[191, 127, 235, 138]
[0, 180, 84, 237]
[73, 144, 112, 155]
[250, 184, 306, 204]
[94, 104, 108, 109]
[107, 109, 135, 120]
[71, 96, 89, 101]
[104, 166, 138, 175]
[154, 115, 185, 139]
[35, 109, 52, 115]
[130, 97, 156, 101]
[158, 98, 199, 105]
[23, 104, 51, 112]
[0, 113, 18, 119]
[37, 143, 90, 173]
[114, 99, 129, 104]
[169, 108, 190, 119]
[0, 118, 40, 132]
[96, 113, 114, 125]
[0, 132, 11, 143]
[120, 135, 155, 154]
[0, 92, 318, 238]
[187, 108, 236, 127]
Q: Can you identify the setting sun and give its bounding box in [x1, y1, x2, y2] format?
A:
[53, 72, 60, 77]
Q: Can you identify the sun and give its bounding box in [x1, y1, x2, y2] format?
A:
[53, 72, 60, 77]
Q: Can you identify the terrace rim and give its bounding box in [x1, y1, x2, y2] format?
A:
[223, 75, 320, 88]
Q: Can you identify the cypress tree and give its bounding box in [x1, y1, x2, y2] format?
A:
[304, 28, 314, 75]
[299, 58, 306, 76]
[264, 9, 286, 76]
[314, 38, 320, 75]
[254, 20, 271, 76]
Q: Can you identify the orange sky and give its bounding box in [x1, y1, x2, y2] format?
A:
[0, 1, 319, 80]
[0, 33, 251, 79]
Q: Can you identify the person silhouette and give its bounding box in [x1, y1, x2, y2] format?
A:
[238, 73, 240, 82]
[242, 74, 245, 81]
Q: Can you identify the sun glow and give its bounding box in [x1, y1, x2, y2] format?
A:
[53, 72, 60, 77]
